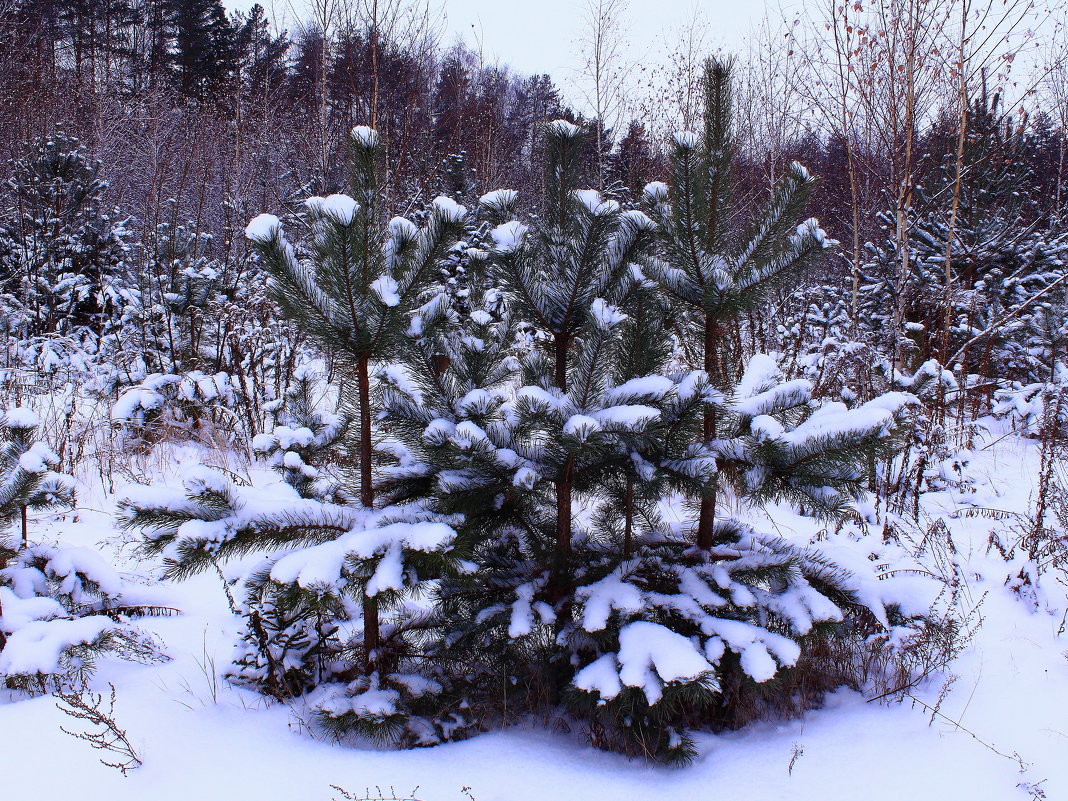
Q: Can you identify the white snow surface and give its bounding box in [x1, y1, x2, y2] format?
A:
[2, 437, 1067, 801]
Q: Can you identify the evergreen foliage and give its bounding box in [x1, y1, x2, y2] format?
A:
[0, 407, 76, 541]
[118, 84, 927, 765]
[252, 362, 349, 501]
[0, 134, 129, 340]
[242, 124, 468, 674]
[638, 59, 835, 548]
[859, 89, 1068, 380]
[0, 407, 152, 692]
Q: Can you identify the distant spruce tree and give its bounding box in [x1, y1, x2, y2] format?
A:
[0, 134, 129, 339]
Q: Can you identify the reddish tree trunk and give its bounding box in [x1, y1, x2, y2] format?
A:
[696, 318, 719, 550]
[357, 356, 380, 670]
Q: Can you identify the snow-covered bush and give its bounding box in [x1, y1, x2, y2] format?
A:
[0, 542, 151, 692]
[0, 407, 155, 690]
[252, 362, 348, 500]
[111, 370, 247, 446]
[992, 373, 1068, 437]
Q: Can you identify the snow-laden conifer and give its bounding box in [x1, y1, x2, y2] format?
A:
[639, 59, 834, 549]
[0, 408, 155, 691]
[241, 126, 468, 674]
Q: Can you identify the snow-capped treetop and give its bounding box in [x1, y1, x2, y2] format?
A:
[546, 119, 581, 138]
[244, 213, 282, 243]
[672, 130, 700, 149]
[388, 216, 419, 239]
[306, 194, 359, 225]
[351, 126, 380, 147]
[642, 181, 670, 202]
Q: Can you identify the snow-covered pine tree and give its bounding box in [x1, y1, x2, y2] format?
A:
[0, 408, 150, 692]
[222, 364, 353, 697]
[121, 127, 467, 717]
[639, 58, 835, 549]
[367, 122, 716, 753]
[129, 215, 225, 373]
[558, 351, 918, 762]
[518, 60, 920, 762]
[0, 134, 128, 340]
[474, 121, 665, 597]
[243, 125, 468, 674]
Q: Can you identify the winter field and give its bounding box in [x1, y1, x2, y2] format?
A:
[2, 417, 1067, 801]
[5, 0, 1068, 797]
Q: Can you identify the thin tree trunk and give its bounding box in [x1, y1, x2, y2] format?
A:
[696, 317, 719, 550]
[551, 332, 572, 600]
[0, 548, 6, 650]
[357, 355, 379, 671]
[370, 0, 380, 130]
[942, 3, 969, 363]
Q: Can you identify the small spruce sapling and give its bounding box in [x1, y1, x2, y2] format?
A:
[253, 362, 349, 501]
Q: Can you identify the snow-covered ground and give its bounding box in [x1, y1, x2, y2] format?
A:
[2, 435, 1066, 801]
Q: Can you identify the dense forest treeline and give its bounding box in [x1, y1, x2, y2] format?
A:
[1, 0, 1067, 416]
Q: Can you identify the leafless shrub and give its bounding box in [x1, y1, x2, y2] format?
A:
[54, 683, 143, 776]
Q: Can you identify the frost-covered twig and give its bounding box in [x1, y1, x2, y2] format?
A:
[54, 683, 143, 775]
[329, 785, 424, 801]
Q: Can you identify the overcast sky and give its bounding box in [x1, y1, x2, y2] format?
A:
[230, 0, 776, 109]
[437, 0, 759, 78]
